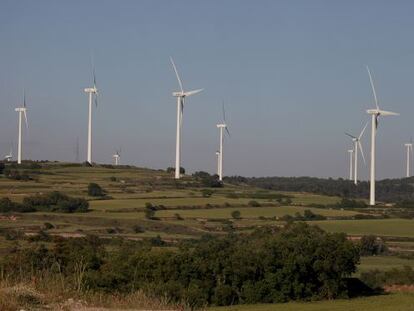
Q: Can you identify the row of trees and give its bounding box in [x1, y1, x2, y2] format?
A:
[1, 223, 360, 307]
[0, 191, 89, 213]
[224, 176, 414, 203]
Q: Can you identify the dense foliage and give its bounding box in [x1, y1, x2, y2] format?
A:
[0, 223, 359, 307]
[224, 176, 414, 203]
[0, 192, 89, 213]
[87, 183, 106, 197]
[192, 171, 222, 187]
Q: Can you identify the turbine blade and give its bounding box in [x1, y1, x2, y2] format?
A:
[366, 66, 379, 110]
[23, 110, 28, 128]
[375, 114, 379, 129]
[225, 126, 230, 137]
[358, 141, 366, 165]
[170, 57, 184, 93]
[180, 99, 184, 128]
[94, 94, 98, 107]
[222, 101, 226, 122]
[23, 91, 26, 108]
[378, 110, 399, 116]
[183, 89, 203, 97]
[345, 132, 356, 139]
[358, 121, 369, 140]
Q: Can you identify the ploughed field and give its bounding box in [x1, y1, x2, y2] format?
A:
[1, 162, 414, 310]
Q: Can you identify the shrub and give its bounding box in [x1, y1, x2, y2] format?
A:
[43, 222, 54, 230]
[248, 200, 261, 207]
[231, 210, 241, 219]
[201, 189, 214, 198]
[0, 162, 5, 174]
[360, 235, 388, 256]
[22, 192, 89, 213]
[132, 225, 145, 233]
[88, 183, 105, 197]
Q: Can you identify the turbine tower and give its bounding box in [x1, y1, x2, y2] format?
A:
[113, 148, 121, 166]
[345, 122, 368, 185]
[170, 57, 203, 179]
[366, 66, 399, 206]
[347, 149, 354, 180]
[216, 103, 230, 182]
[215, 151, 220, 176]
[15, 93, 28, 165]
[84, 60, 98, 165]
[405, 140, 413, 178]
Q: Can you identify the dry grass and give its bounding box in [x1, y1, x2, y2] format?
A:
[0, 279, 185, 311]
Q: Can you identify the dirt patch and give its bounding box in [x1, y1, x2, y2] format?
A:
[384, 284, 414, 292]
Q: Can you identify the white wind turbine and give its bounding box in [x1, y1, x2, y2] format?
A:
[15, 93, 28, 164]
[4, 144, 13, 162]
[345, 122, 368, 185]
[347, 149, 354, 180]
[113, 148, 121, 166]
[84, 60, 99, 165]
[170, 57, 203, 179]
[366, 66, 399, 206]
[216, 103, 230, 182]
[404, 139, 413, 178]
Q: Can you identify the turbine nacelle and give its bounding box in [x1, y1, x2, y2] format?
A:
[172, 89, 204, 98]
[366, 109, 399, 116]
[84, 87, 97, 93]
[217, 123, 227, 128]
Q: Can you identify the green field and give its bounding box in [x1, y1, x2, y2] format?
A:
[208, 293, 414, 311]
[311, 219, 414, 238]
[357, 256, 414, 275]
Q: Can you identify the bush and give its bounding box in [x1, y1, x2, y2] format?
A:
[88, 183, 105, 197]
[248, 200, 261, 207]
[22, 192, 89, 213]
[193, 171, 222, 187]
[132, 225, 145, 233]
[231, 210, 241, 219]
[2, 223, 359, 308]
[43, 222, 54, 230]
[201, 189, 214, 198]
[166, 167, 185, 174]
[0, 162, 5, 174]
[360, 235, 388, 256]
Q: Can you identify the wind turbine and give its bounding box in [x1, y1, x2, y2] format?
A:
[15, 93, 28, 164]
[170, 57, 203, 179]
[366, 66, 399, 205]
[84, 59, 98, 165]
[347, 149, 354, 180]
[404, 139, 413, 178]
[216, 103, 230, 182]
[113, 148, 121, 166]
[4, 144, 13, 162]
[345, 122, 368, 185]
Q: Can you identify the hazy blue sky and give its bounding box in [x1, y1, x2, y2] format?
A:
[1, 0, 413, 179]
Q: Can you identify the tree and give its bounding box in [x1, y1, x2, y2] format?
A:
[0, 162, 5, 174]
[88, 183, 105, 197]
[166, 167, 185, 174]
